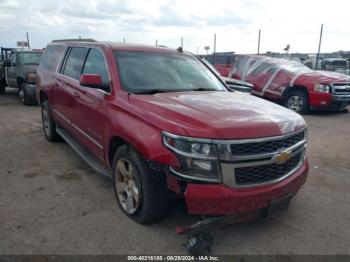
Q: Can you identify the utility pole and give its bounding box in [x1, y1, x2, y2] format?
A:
[213, 33, 217, 66]
[26, 32, 30, 50]
[181, 37, 183, 48]
[315, 24, 323, 70]
[257, 29, 261, 55]
[156, 39, 158, 46]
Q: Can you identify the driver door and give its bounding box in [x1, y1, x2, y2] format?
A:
[5, 53, 18, 88]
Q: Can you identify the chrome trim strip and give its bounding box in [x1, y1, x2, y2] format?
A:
[169, 167, 219, 183]
[52, 109, 103, 150]
[222, 139, 306, 162]
[163, 128, 307, 186]
[221, 155, 305, 189]
[227, 144, 306, 168]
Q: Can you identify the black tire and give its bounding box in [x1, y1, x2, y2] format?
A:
[41, 100, 60, 142]
[0, 80, 5, 94]
[112, 145, 168, 224]
[284, 90, 309, 114]
[21, 83, 33, 106]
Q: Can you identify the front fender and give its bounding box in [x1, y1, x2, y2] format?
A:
[105, 105, 179, 169]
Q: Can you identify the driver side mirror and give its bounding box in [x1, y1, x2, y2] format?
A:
[3, 59, 13, 67]
[79, 74, 110, 92]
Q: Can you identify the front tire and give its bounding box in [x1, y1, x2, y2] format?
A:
[41, 100, 60, 142]
[112, 145, 168, 224]
[284, 90, 309, 114]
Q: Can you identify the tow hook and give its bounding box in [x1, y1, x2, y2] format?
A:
[176, 211, 261, 255]
[184, 232, 214, 256]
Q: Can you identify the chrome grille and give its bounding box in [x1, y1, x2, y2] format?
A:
[219, 128, 307, 188]
[234, 153, 302, 185]
[332, 83, 350, 95]
[230, 131, 305, 155]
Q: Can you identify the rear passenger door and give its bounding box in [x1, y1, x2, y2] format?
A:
[73, 48, 111, 163]
[54, 47, 88, 135]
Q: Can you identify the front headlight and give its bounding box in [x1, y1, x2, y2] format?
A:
[314, 83, 330, 93]
[162, 132, 220, 182]
[26, 72, 37, 83]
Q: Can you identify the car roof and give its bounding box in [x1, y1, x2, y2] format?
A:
[14, 50, 43, 53]
[237, 54, 305, 67]
[49, 39, 181, 54]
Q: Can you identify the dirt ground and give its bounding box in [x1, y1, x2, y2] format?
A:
[0, 89, 350, 255]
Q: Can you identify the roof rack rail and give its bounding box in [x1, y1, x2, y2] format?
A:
[51, 38, 97, 43]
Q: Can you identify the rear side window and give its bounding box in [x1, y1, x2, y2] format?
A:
[62, 47, 88, 80]
[82, 49, 109, 86]
[39, 45, 63, 71]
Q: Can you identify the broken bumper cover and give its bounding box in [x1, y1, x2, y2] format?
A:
[184, 160, 309, 216]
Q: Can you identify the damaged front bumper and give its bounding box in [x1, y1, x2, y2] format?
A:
[168, 160, 308, 216]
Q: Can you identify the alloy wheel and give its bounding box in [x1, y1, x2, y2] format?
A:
[115, 158, 141, 214]
[287, 95, 303, 112]
[42, 105, 50, 135]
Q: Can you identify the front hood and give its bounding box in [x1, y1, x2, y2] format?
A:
[299, 70, 350, 84]
[129, 91, 306, 139]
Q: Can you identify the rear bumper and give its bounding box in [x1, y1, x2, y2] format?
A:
[183, 160, 309, 216]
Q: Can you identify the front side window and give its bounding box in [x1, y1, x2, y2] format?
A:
[62, 47, 88, 80]
[18, 52, 42, 65]
[82, 49, 109, 86]
[10, 53, 16, 65]
[114, 51, 226, 94]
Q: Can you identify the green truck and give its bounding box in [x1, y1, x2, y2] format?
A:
[0, 47, 43, 105]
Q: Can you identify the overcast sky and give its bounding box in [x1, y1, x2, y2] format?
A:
[0, 0, 349, 54]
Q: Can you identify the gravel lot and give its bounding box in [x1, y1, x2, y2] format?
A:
[0, 89, 349, 255]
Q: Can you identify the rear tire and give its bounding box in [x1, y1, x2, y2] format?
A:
[0, 80, 5, 94]
[41, 100, 60, 142]
[21, 83, 33, 106]
[284, 90, 309, 114]
[112, 145, 168, 224]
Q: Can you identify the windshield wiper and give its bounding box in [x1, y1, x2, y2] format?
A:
[189, 87, 219, 91]
[132, 89, 174, 95]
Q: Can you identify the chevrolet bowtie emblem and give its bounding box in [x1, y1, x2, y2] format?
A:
[275, 151, 291, 164]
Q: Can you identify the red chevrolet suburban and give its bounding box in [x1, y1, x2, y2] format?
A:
[217, 54, 350, 114]
[36, 40, 309, 224]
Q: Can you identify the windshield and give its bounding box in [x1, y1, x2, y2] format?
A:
[18, 52, 42, 65]
[114, 51, 226, 94]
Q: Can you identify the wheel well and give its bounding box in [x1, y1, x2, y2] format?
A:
[283, 85, 309, 101]
[108, 136, 127, 167]
[39, 91, 48, 104]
